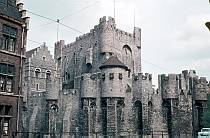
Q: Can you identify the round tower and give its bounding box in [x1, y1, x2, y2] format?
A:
[99, 56, 128, 135]
[99, 56, 128, 98]
[98, 16, 116, 54]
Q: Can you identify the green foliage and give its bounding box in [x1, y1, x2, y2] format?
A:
[202, 95, 210, 127]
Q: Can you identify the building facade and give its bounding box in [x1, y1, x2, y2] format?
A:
[0, 0, 29, 137]
[22, 44, 58, 138]
[54, 16, 161, 136]
[159, 70, 210, 136]
[23, 16, 210, 137]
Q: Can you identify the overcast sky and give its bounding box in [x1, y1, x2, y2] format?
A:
[22, 0, 210, 86]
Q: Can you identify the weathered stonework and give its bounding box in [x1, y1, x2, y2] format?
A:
[23, 44, 57, 137]
[159, 70, 209, 136]
[23, 16, 210, 137]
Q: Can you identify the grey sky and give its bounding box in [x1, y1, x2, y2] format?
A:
[22, 0, 210, 85]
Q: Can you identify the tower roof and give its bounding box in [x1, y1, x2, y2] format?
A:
[99, 56, 128, 70]
[0, 1, 22, 22]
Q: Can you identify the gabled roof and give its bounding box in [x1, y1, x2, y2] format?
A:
[26, 47, 38, 58]
[0, 1, 22, 22]
[99, 56, 128, 70]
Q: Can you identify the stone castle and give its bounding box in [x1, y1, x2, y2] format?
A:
[22, 16, 210, 137]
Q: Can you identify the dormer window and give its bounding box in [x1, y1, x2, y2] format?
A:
[35, 68, 41, 78]
[46, 70, 51, 79]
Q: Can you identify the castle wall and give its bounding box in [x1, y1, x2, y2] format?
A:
[54, 16, 142, 85]
[160, 74, 179, 99]
[151, 91, 168, 132]
[24, 16, 210, 137]
[159, 70, 209, 135]
[60, 89, 80, 135]
[81, 73, 97, 98]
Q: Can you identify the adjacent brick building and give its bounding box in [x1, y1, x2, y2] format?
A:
[0, 0, 29, 137]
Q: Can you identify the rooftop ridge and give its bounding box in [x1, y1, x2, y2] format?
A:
[99, 56, 128, 70]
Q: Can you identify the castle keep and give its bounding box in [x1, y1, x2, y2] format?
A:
[23, 16, 210, 137]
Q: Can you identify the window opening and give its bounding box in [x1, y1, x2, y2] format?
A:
[36, 84, 39, 91]
[3, 118, 9, 136]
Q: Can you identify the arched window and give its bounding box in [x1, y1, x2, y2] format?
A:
[122, 45, 132, 70]
[148, 101, 153, 128]
[46, 70, 51, 79]
[35, 68, 41, 78]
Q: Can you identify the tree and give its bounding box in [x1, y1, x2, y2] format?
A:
[202, 95, 210, 127]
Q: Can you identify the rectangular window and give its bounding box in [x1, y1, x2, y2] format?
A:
[3, 118, 9, 136]
[6, 77, 12, 93]
[8, 37, 15, 52]
[3, 25, 17, 37]
[4, 105, 12, 116]
[36, 84, 39, 91]
[0, 105, 4, 115]
[101, 73, 105, 80]
[0, 64, 7, 74]
[1, 35, 16, 52]
[7, 65, 15, 75]
[0, 76, 6, 92]
[0, 0, 7, 4]
[0, 37, 5, 50]
[0, 64, 15, 93]
[119, 73, 123, 80]
[109, 73, 114, 80]
[1, 25, 17, 52]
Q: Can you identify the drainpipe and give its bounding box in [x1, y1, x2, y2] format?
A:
[16, 23, 26, 134]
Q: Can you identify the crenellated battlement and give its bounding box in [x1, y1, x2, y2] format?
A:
[140, 73, 152, 81]
[132, 73, 152, 82]
[61, 16, 140, 53]
[197, 77, 207, 84]
[99, 16, 115, 25]
[115, 28, 134, 38]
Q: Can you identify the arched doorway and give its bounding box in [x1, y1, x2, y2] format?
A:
[134, 100, 143, 135]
